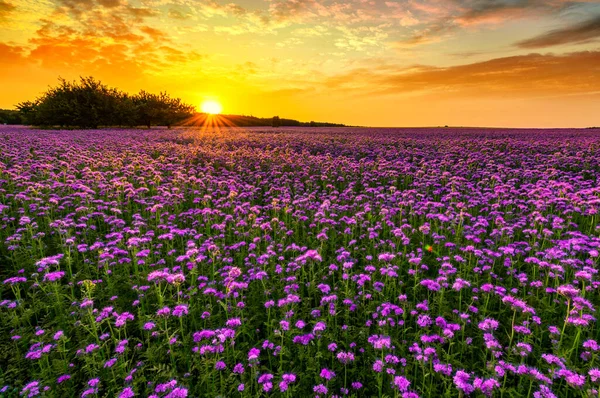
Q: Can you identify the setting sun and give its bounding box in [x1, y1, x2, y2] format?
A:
[201, 100, 222, 115]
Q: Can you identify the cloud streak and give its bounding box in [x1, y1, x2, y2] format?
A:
[325, 51, 600, 97]
[515, 15, 600, 48]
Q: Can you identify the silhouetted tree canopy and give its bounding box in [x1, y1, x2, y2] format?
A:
[16, 77, 195, 129]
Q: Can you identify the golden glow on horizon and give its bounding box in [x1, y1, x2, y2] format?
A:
[0, 0, 599, 127]
[201, 100, 223, 115]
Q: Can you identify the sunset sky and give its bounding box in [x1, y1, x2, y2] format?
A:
[1, 0, 599, 127]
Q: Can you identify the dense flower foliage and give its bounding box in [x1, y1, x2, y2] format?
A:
[0, 126, 599, 397]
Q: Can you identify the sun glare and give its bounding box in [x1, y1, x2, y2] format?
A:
[201, 100, 222, 115]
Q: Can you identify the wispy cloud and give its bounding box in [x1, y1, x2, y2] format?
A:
[324, 51, 600, 97]
[515, 15, 600, 48]
[0, 0, 15, 21]
[453, 0, 551, 26]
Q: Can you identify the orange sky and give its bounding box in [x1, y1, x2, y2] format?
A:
[0, 0, 599, 127]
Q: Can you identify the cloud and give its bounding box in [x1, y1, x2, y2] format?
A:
[0, 42, 27, 66]
[0, 0, 204, 86]
[276, 37, 303, 48]
[140, 26, 168, 41]
[268, 0, 321, 23]
[448, 51, 485, 58]
[0, 0, 15, 20]
[334, 25, 389, 51]
[515, 15, 600, 48]
[292, 26, 330, 37]
[383, 2, 419, 26]
[124, 6, 159, 20]
[97, 0, 121, 7]
[168, 8, 191, 20]
[395, 0, 582, 46]
[395, 18, 456, 46]
[453, 0, 550, 26]
[324, 51, 600, 97]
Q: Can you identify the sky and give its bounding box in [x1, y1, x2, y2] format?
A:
[0, 0, 599, 127]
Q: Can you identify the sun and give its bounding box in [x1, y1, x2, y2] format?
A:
[201, 100, 222, 115]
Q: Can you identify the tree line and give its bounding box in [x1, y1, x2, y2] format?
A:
[271, 116, 345, 127]
[16, 77, 195, 129]
[215, 114, 345, 127]
[0, 109, 24, 125]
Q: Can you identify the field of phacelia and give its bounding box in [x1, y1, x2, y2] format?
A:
[1, 126, 599, 398]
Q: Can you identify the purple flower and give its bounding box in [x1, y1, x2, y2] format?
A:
[319, 368, 335, 380]
[233, 363, 245, 374]
[57, 374, 71, 384]
[215, 361, 226, 371]
[85, 344, 99, 354]
[392, 376, 410, 392]
[590, 368, 600, 383]
[258, 373, 274, 384]
[3, 276, 27, 285]
[226, 318, 242, 328]
[20, 381, 40, 397]
[478, 318, 499, 331]
[119, 387, 135, 398]
[533, 385, 557, 398]
[368, 335, 391, 349]
[352, 382, 363, 390]
[114, 312, 134, 327]
[337, 351, 355, 364]
[248, 347, 260, 362]
[157, 307, 171, 317]
[373, 360, 384, 372]
[144, 322, 156, 330]
[172, 305, 188, 317]
[43, 271, 65, 282]
[453, 370, 474, 395]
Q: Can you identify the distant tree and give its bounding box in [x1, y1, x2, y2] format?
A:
[159, 93, 196, 128]
[32, 78, 75, 128]
[132, 91, 162, 129]
[0, 109, 24, 124]
[15, 101, 38, 125]
[113, 93, 138, 127]
[272, 116, 281, 127]
[132, 91, 194, 129]
[70, 76, 121, 128]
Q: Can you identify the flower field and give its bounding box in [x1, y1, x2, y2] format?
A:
[1, 126, 599, 397]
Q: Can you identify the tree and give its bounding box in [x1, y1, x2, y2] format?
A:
[158, 92, 196, 128]
[132, 90, 162, 129]
[272, 116, 281, 127]
[16, 77, 195, 129]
